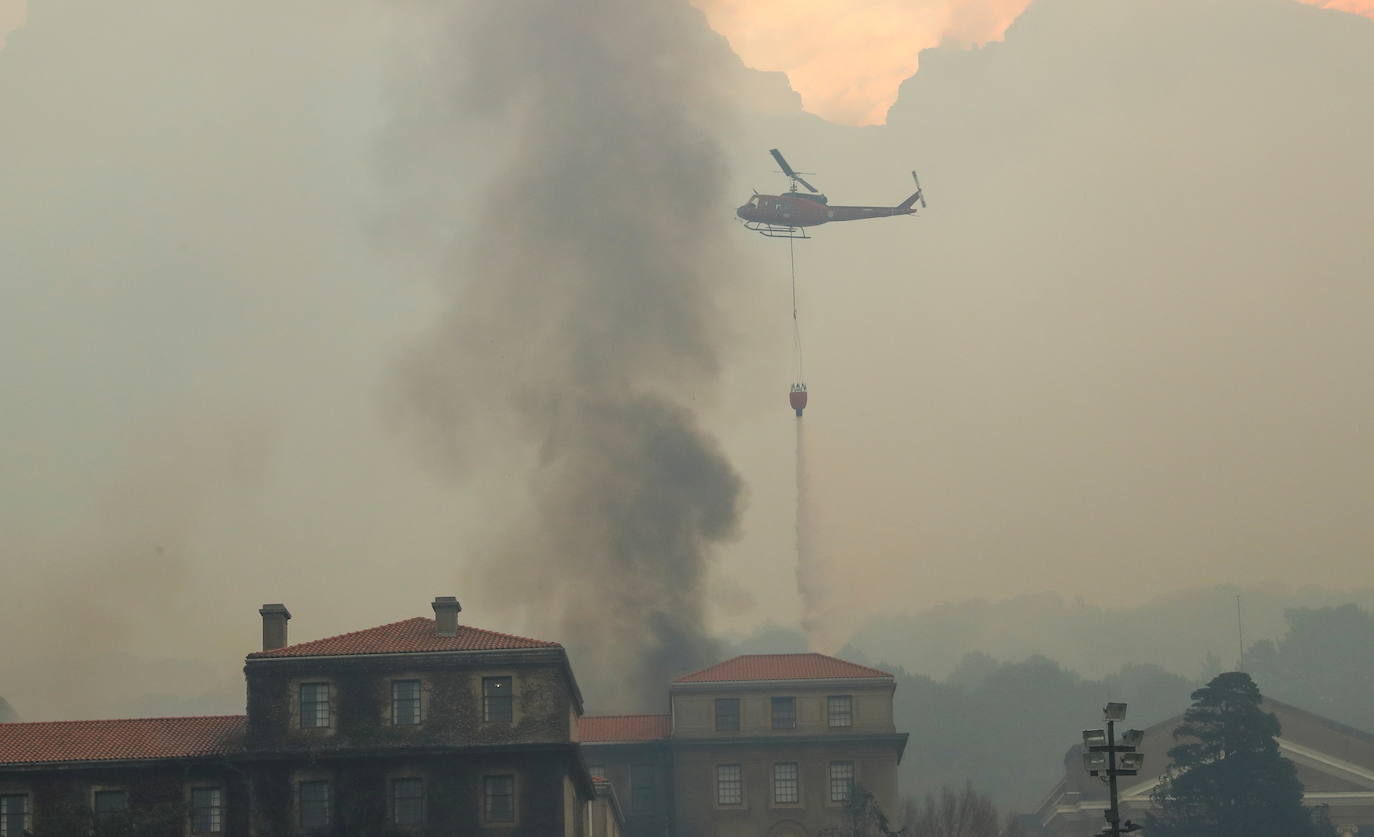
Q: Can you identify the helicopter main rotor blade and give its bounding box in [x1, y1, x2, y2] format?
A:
[769, 148, 796, 177]
[769, 148, 821, 193]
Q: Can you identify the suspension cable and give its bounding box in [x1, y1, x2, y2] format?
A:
[790, 233, 804, 381]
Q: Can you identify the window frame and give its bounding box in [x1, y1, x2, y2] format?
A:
[93, 788, 129, 818]
[771, 696, 797, 730]
[299, 682, 331, 729]
[772, 762, 800, 805]
[828, 760, 856, 803]
[714, 697, 740, 731]
[391, 678, 422, 726]
[298, 779, 331, 829]
[827, 694, 854, 728]
[0, 792, 32, 837]
[482, 774, 516, 824]
[630, 764, 657, 812]
[391, 777, 425, 826]
[482, 676, 514, 723]
[715, 764, 743, 807]
[189, 786, 225, 834]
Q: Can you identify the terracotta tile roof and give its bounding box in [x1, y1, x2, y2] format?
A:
[673, 653, 893, 683]
[247, 617, 560, 658]
[0, 716, 247, 765]
[580, 714, 671, 743]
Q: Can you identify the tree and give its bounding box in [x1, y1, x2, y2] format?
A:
[903, 782, 1023, 837]
[1246, 604, 1374, 731]
[1147, 672, 1334, 837]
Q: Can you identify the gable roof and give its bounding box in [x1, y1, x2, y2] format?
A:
[247, 617, 561, 659]
[580, 714, 671, 743]
[0, 716, 247, 766]
[673, 653, 893, 684]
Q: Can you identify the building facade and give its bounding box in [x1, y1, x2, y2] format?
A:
[0, 600, 906, 837]
[0, 597, 610, 837]
[582, 654, 909, 837]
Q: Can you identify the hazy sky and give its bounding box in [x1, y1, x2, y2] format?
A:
[2, 0, 1372, 719]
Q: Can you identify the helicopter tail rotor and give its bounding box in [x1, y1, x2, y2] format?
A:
[912, 171, 926, 209]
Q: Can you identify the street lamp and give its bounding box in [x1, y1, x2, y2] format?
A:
[1081, 702, 1145, 836]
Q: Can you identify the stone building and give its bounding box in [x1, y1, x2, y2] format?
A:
[0, 597, 614, 837]
[582, 654, 909, 837]
[1030, 697, 1374, 837]
[0, 599, 907, 837]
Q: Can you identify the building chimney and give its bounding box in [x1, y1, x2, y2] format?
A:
[259, 603, 291, 652]
[432, 596, 462, 637]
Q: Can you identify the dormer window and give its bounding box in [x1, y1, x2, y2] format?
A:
[392, 679, 421, 726]
[300, 683, 331, 728]
[771, 696, 796, 729]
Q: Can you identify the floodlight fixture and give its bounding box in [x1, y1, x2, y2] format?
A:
[1083, 751, 1108, 774]
[1083, 729, 1108, 747]
[1119, 752, 1145, 771]
[1122, 728, 1144, 748]
[1104, 702, 1128, 722]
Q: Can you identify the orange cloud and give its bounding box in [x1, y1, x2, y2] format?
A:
[690, 0, 1034, 125]
[1295, 0, 1374, 15]
[692, 0, 1374, 126]
[0, 0, 25, 49]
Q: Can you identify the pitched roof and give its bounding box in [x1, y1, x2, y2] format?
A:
[673, 653, 893, 684]
[0, 716, 247, 765]
[580, 714, 671, 743]
[247, 617, 560, 659]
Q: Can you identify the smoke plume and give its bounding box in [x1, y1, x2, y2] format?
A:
[391, 0, 745, 710]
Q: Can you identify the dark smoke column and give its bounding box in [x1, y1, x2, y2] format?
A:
[392, 0, 743, 711]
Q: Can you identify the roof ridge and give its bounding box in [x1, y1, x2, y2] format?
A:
[250, 610, 560, 656]
[0, 715, 247, 727]
[256, 616, 428, 655]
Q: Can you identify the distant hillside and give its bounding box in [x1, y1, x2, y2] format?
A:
[844, 585, 1374, 681]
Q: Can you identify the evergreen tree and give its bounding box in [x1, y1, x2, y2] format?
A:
[1147, 672, 1333, 837]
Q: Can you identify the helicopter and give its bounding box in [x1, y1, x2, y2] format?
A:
[737, 148, 925, 238]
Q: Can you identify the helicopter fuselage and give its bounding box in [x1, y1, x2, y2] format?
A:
[736, 192, 915, 229]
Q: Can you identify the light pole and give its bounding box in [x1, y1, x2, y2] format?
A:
[1082, 701, 1145, 836]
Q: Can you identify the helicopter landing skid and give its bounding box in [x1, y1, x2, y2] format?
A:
[741, 220, 811, 239]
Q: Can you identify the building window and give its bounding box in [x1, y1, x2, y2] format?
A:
[773, 763, 799, 804]
[300, 682, 330, 728]
[0, 795, 30, 837]
[94, 789, 129, 818]
[827, 695, 853, 728]
[392, 778, 424, 826]
[483, 676, 513, 723]
[716, 764, 743, 806]
[829, 761, 855, 802]
[299, 780, 331, 829]
[714, 697, 740, 731]
[771, 696, 796, 729]
[392, 679, 421, 725]
[630, 764, 656, 812]
[190, 787, 224, 833]
[484, 775, 515, 823]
